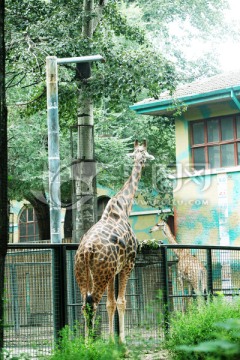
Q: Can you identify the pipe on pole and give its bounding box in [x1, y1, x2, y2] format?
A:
[46, 56, 62, 244]
[57, 54, 104, 64]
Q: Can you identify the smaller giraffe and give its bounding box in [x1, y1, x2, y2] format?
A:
[150, 220, 207, 295]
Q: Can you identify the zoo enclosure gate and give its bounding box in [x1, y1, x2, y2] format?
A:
[4, 243, 240, 358]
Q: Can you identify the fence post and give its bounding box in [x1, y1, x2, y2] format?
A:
[52, 245, 68, 342]
[206, 248, 213, 297]
[161, 246, 169, 335]
[10, 264, 20, 334]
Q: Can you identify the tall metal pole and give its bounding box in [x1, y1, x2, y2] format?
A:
[46, 56, 62, 244]
[46, 57, 62, 345]
[46, 55, 104, 244]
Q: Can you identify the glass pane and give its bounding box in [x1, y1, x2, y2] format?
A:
[238, 143, 240, 164]
[208, 146, 220, 168]
[19, 223, 26, 236]
[28, 208, 34, 222]
[237, 116, 240, 139]
[28, 223, 34, 236]
[221, 144, 235, 167]
[193, 148, 205, 170]
[221, 117, 234, 140]
[207, 118, 219, 142]
[20, 209, 27, 223]
[35, 229, 39, 240]
[192, 122, 204, 144]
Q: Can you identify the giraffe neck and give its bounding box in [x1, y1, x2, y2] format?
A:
[115, 162, 143, 217]
[163, 224, 181, 257]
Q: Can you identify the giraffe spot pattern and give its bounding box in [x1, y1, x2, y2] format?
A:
[74, 142, 154, 341]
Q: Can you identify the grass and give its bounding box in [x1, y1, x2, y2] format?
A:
[178, 318, 240, 359]
[45, 326, 128, 360]
[164, 295, 240, 359]
[164, 296, 240, 360]
[5, 294, 240, 360]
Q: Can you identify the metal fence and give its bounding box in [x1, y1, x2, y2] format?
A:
[3, 243, 240, 358]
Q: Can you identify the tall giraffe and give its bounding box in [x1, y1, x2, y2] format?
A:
[150, 220, 207, 295]
[75, 140, 154, 343]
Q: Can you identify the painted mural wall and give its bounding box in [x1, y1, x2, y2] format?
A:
[174, 106, 240, 247]
[174, 170, 240, 246]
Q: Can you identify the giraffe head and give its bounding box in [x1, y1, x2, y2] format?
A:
[128, 140, 155, 166]
[149, 219, 167, 235]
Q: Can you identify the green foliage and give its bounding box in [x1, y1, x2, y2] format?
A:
[123, 0, 238, 82]
[126, 0, 229, 33]
[47, 326, 126, 360]
[5, 0, 177, 206]
[6, 0, 176, 107]
[2, 349, 30, 360]
[5, 0, 235, 209]
[8, 109, 48, 200]
[139, 238, 163, 250]
[165, 295, 240, 360]
[104, 1, 146, 43]
[179, 319, 240, 359]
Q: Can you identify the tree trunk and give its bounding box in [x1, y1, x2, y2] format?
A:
[64, 207, 72, 238]
[0, 0, 8, 356]
[73, 0, 97, 242]
[25, 192, 50, 240]
[72, 0, 108, 242]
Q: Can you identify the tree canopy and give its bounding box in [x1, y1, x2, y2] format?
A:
[5, 0, 236, 227]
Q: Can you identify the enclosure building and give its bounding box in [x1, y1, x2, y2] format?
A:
[131, 70, 240, 246]
[9, 185, 167, 243]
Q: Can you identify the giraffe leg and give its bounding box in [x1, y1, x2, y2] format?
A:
[75, 254, 93, 338]
[117, 268, 132, 343]
[106, 277, 116, 341]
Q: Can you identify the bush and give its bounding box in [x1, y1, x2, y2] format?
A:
[47, 326, 126, 360]
[164, 295, 240, 360]
[179, 318, 240, 359]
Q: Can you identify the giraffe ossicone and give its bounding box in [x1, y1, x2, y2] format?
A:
[75, 140, 154, 343]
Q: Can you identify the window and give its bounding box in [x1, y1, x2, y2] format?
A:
[191, 115, 240, 170]
[19, 206, 39, 242]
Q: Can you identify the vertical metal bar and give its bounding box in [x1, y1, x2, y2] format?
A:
[136, 266, 144, 325]
[68, 251, 77, 329]
[52, 245, 68, 341]
[46, 56, 62, 244]
[60, 245, 68, 329]
[25, 273, 30, 324]
[52, 247, 58, 342]
[10, 264, 20, 334]
[161, 246, 169, 335]
[207, 248, 213, 296]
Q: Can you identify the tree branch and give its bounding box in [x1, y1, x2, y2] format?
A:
[8, 87, 46, 106]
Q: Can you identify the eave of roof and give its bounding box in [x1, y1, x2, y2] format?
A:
[130, 85, 240, 116]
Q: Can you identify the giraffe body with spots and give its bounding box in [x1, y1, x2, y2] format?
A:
[75, 140, 154, 342]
